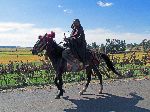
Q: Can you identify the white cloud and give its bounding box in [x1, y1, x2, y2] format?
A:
[58, 5, 63, 8]
[0, 22, 67, 47]
[0, 22, 149, 47]
[57, 3, 73, 14]
[97, 1, 113, 7]
[85, 28, 149, 45]
[63, 9, 73, 14]
[0, 22, 34, 32]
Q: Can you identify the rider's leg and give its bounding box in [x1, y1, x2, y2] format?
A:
[62, 49, 73, 63]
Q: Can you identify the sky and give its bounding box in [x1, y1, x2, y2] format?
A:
[0, 0, 150, 47]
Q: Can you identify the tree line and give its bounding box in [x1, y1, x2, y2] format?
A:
[87, 39, 150, 53]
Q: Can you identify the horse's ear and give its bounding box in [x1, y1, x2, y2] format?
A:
[44, 33, 47, 37]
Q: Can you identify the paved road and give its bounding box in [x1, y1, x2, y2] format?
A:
[0, 79, 150, 112]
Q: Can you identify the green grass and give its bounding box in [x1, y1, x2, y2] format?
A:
[0, 48, 149, 89]
[0, 64, 149, 90]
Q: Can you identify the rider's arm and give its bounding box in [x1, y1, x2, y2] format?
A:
[71, 27, 83, 39]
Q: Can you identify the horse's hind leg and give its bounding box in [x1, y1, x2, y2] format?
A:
[93, 65, 103, 94]
[79, 66, 92, 95]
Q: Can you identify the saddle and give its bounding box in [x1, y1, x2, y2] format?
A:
[66, 53, 84, 72]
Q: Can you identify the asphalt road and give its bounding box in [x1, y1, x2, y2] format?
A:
[0, 79, 150, 112]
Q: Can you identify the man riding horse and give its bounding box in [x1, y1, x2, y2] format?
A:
[32, 22, 123, 98]
[62, 19, 87, 66]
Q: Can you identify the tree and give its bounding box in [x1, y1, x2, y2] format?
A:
[105, 39, 126, 53]
[141, 39, 150, 52]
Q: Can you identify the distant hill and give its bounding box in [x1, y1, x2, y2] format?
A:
[0, 46, 19, 48]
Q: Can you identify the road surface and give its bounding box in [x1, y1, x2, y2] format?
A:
[0, 79, 150, 112]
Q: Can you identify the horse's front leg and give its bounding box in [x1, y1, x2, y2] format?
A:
[79, 67, 92, 95]
[54, 77, 60, 98]
[54, 75, 65, 99]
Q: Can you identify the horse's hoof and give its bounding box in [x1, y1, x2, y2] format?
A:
[55, 95, 60, 99]
[82, 89, 86, 92]
[79, 91, 83, 95]
[59, 90, 65, 96]
[63, 89, 65, 93]
[99, 90, 102, 94]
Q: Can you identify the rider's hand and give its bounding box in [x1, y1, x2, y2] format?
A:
[64, 38, 68, 42]
[72, 37, 76, 39]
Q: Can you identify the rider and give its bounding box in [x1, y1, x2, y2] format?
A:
[63, 19, 87, 66]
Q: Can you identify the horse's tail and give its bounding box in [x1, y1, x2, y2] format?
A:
[99, 53, 122, 77]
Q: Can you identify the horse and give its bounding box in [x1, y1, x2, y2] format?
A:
[32, 34, 122, 99]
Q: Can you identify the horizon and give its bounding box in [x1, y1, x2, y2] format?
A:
[0, 38, 148, 48]
[0, 0, 150, 47]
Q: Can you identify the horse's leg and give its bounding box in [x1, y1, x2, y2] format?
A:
[58, 75, 64, 96]
[54, 59, 66, 99]
[92, 65, 103, 94]
[54, 76, 60, 98]
[55, 75, 65, 99]
[79, 66, 92, 95]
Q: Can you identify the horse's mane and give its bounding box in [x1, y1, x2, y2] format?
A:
[47, 40, 64, 58]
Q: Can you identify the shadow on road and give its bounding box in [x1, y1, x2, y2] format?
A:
[63, 92, 149, 112]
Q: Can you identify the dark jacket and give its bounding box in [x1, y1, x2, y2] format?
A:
[68, 25, 87, 62]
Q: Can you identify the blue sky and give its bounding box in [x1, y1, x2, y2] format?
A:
[0, 0, 150, 47]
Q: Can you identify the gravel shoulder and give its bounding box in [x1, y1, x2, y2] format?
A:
[0, 78, 150, 112]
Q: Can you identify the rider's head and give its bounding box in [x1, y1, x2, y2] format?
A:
[71, 19, 80, 29]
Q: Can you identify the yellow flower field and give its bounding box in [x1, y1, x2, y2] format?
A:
[0, 48, 44, 64]
[0, 48, 149, 65]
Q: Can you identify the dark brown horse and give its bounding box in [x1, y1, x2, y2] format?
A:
[32, 34, 122, 99]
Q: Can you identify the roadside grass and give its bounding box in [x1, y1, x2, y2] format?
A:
[0, 64, 149, 89]
[0, 48, 149, 89]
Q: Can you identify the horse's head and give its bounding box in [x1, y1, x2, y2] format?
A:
[32, 31, 55, 55]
